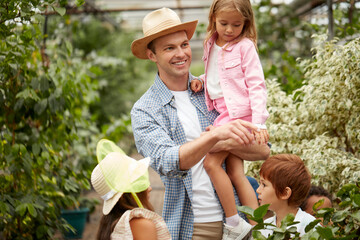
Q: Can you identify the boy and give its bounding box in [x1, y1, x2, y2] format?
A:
[256, 154, 316, 237]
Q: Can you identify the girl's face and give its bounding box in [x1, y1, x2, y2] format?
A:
[256, 176, 282, 212]
[214, 10, 244, 47]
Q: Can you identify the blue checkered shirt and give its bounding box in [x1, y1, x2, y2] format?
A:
[131, 73, 244, 240]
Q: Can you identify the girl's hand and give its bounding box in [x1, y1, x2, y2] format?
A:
[190, 79, 203, 93]
[254, 129, 269, 145]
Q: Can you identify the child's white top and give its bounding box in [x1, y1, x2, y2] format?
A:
[207, 43, 223, 100]
[259, 208, 316, 237]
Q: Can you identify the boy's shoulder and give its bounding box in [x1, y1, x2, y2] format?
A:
[295, 208, 316, 225]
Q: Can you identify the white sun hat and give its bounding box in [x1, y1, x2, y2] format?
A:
[91, 140, 150, 215]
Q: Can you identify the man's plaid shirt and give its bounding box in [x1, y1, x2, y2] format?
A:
[131, 73, 244, 239]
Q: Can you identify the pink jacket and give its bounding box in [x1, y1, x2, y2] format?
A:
[202, 33, 269, 124]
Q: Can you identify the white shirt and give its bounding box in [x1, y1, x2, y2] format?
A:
[259, 208, 317, 237]
[206, 43, 223, 100]
[171, 90, 223, 223]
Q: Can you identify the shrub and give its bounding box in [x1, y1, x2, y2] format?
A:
[0, 1, 100, 238]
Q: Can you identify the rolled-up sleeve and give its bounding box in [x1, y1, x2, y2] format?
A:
[131, 91, 189, 179]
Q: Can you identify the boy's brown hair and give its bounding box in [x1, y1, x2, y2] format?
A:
[260, 154, 311, 207]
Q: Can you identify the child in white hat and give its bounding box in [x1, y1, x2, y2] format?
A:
[91, 139, 171, 240]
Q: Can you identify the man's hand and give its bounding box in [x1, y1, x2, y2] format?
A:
[179, 120, 261, 170]
[207, 121, 270, 161]
[208, 119, 259, 145]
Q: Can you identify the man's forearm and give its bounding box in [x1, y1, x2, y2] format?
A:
[179, 131, 218, 170]
[179, 119, 263, 170]
[210, 139, 270, 161]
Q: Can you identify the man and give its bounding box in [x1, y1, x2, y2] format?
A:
[130, 7, 270, 240]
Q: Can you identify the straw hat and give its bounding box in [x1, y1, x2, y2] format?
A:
[131, 7, 198, 59]
[91, 152, 150, 215]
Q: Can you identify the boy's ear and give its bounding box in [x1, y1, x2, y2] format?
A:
[280, 187, 292, 200]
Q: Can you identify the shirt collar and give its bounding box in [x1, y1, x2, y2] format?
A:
[154, 73, 194, 106]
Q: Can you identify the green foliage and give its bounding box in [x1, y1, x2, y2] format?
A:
[254, 0, 314, 94]
[247, 35, 360, 195]
[238, 183, 360, 239]
[71, 18, 113, 56]
[324, 1, 359, 40]
[88, 30, 156, 127]
[253, 0, 359, 94]
[0, 0, 101, 238]
[62, 14, 156, 130]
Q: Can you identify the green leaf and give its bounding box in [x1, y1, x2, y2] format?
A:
[280, 213, 295, 227]
[65, 40, 73, 55]
[304, 219, 321, 232]
[353, 194, 360, 207]
[0, 202, 10, 214]
[351, 210, 360, 221]
[337, 184, 356, 198]
[9, 63, 17, 69]
[316, 226, 334, 239]
[313, 198, 324, 211]
[252, 230, 266, 240]
[15, 203, 28, 216]
[36, 225, 47, 239]
[237, 205, 254, 216]
[75, 0, 85, 7]
[254, 204, 270, 219]
[52, 7, 66, 16]
[35, 99, 47, 115]
[32, 143, 40, 156]
[27, 204, 37, 217]
[16, 88, 40, 101]
[332, 210, 347, 222]
[40, 77, 50, 92]
[287, 226, 298, 233]
[273, 232, 285, 240]
[345, 222, 354, 234]
[14, 98, 24, 111]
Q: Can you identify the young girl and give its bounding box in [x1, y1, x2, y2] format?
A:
[91, 139, 171, 240]
[190, 0, 269, 238]
[256, 154, 317, 237]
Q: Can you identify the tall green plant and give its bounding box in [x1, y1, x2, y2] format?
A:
[0, 0, 100, 238]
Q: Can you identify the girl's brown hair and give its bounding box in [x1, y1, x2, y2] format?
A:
[260, 154, 311, 207]
[96, 190, 154, 240]
[205, 0, 257, 46]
